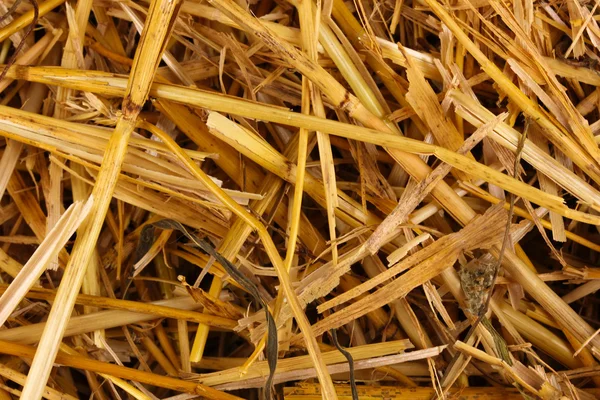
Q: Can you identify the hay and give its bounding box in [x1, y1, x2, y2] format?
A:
[1, 0, 600, 398]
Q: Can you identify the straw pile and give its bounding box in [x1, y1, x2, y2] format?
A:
[1, 0, 600, 398]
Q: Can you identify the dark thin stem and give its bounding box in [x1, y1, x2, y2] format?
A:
[0, 0, 23, 24]
[136, 219, 278, 400]
[330, 328, 358, 400]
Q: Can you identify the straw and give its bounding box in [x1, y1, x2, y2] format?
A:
[2, 0, 600, 397]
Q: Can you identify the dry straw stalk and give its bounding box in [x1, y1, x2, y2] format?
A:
[2, 0, 600, 398]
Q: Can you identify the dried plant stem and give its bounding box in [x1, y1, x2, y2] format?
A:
[2, 0, 600, 397]
[141, 336, 179, 376]
[204, 0, 600, 352]
[250, 0, 324, 377]
[298, 1, 339, 266]
[0, 363, 78, 400]
[0, 297, 229, 344]
[46, 0, 93, 272]
[18, 0, 182, 398]
[0, 199, 91, 326]
[496, 301, 582, 369]
[6, 171, 70, 266]
[0, 31, 58, 94]
[422, 0, 600, 181]
[160, 98, 326, 363]
[5, 66, 600, 224]
[459, 182, 600, 252]
[235, 82, 310, 375]
[0, 284, 238, 328]
[4, 58, 600, 348]
[0, 340, 243, 400]
[0, 0, 62, 42]
[196, 339, 413, 386]
[207, 112, 600, 352]
[214, 346, 445, 391]
[142, 113, 337, 398]
[284, 384, 528, 399]
[58, 344, 151, 400]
